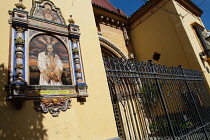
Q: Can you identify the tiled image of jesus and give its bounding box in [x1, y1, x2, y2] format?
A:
[38, 43, 63, 85]
[29, 35, 72, 85]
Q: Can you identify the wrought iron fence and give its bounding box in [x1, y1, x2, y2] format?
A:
[103, 56, 210, 140]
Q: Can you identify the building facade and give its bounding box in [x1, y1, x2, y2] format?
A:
[0, 0, 209, 140]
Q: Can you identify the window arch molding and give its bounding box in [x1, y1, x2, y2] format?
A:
[99, 36, 128, 59]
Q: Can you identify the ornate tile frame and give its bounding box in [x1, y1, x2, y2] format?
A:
[6, 0, 88, 116]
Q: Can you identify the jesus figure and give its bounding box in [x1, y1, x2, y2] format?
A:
[38, 43, 63, 85]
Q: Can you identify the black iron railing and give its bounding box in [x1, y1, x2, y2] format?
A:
[103, 56, 210, 140]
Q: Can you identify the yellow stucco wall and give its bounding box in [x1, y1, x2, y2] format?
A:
[130, 0, 210, 87]
[172, 0, 210, 87]
[0, 0, 118, 140]
[130, 0, 191, 68]
[99, 23, 129, 57]
[128, 0, 210, 122]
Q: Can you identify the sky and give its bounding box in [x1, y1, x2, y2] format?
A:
[109, 0, 210, 30]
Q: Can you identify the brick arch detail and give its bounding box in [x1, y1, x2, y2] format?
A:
[99, 35, 128, 59]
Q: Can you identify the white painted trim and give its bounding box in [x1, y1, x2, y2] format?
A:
[10, 28, 15, 82]
[25, 30, 29, 83]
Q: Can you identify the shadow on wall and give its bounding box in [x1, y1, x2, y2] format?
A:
[0, 64, 48, 140]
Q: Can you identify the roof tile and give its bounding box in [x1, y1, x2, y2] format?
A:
[92, 0, 127, 16]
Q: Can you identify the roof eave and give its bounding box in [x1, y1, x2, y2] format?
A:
[92, 3, 128, 19]
[128, 0, 203, 25]
[128, 0, 160, 25]
[175, 0, 203, 17]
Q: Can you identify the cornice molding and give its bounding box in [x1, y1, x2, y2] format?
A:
[175, 0, 203, 17]
[92, 5, 128, 25]
[96, 15, 126, 29]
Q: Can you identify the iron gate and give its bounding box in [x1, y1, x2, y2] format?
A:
[103, 57, 210, 140]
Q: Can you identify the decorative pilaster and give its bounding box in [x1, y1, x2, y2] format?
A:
[123, 27, 129, 44]
[71, 38, 88, 97]
[72, 38, 82, 82]
[9, 26, 28, 96]
[15, 26, 25, 79]
[68, 15, 88, 97]
[8, 0, 28, 97]
[12, 0, 28, 80]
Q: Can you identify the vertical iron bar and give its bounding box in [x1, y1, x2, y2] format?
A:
[120, 79, 136, 140]
[128, 80, 142, 139]
[179, 65, 209, 140]
[103, 57, 126, 139]
[125, 82, 138, 139]
[149, 60, 176, 140]
[116, 58, 133, 140]
[110, 83, 125, 139]
[133, 78, 153, 139]
[116, 73, 132, 139]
